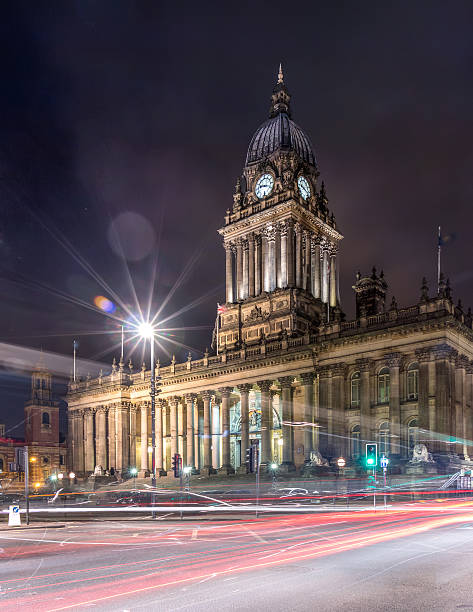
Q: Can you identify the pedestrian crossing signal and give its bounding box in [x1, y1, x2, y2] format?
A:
[366, 443, 377, 467]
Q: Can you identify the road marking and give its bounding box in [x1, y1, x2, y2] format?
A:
[244, 528, 267, 543]
[191, 529, 198, 540]
[198, 573, 216, 584]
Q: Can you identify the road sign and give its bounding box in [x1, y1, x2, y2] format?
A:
[380, 455, 389, 468]
[8, 505, 21, 527]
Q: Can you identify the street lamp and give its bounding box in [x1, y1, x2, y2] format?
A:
[138, 321, 157, 489]
[337, 457, 346, 468]
[130, 466, 138, 486]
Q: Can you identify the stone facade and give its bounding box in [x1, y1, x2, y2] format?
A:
[65, 70, 473, 477]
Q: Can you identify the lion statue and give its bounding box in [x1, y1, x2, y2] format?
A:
[410, 443, 434, 463]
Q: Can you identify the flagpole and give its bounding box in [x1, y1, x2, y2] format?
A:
[73, 340, 76, 382]
[437, 225, 441, 294]
[121, 325, 124, 362]
[216, 306, 220, 356]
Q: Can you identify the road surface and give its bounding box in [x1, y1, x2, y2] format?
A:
[1, 499, 473, 611]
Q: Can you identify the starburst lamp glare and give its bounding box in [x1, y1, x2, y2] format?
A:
[138, 321, 154, 339]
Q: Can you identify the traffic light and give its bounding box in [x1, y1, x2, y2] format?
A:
[245, 447, 254, 473]
[172, 453, 182, 478]
[365, 443, 377, 467]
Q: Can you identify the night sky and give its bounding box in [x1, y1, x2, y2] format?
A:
[1, 1, 472, 433]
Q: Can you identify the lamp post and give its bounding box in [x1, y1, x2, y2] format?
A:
[138, 322, 156, 488]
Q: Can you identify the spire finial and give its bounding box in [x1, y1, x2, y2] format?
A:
[277, 63, 283, 84]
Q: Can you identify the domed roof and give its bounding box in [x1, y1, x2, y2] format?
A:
[245, 65, 317, 167]
[246, 112, 316, 166]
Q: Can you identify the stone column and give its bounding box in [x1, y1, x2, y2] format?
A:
[267, 228, 276, 291]
[75, 409, 85, 475]
[311, 237, 321, 299]
[258, 380, 272, 467]
[248, 234, 255, 297]
[129, 406, 137, 469]
[140, 404, 149, 475]
[304, 231, 311, 291]
[279, 377, 295, 471]
[286, 220, 295, 287]
[275, 225, 282, 288]
[465, 363, 473, 460]
[331, 364, 347, 458]
[218, 387, 234, 474]
[300, 373, 314, 461]
[225, 243, 233, 303]
[238, 384, 251, 473]
[280, 223, 288, 287]
[242, 239, 249, 299]
[415, 348, 430, 452]
[156, 400, 164, 474]
[178, 399, 185, 463]
[255, 234, 262, 295]
[194, 398, 200, 469]
[236, 240, 243, 300]
[455, 356, 467, 457]
[295, 223, 302, 288]
[387, 352, 403, 457]
[169, 397, 179, 460]
[262, 231, 269, 292]
[185, 394, 196, 470]
[434, 344, 455, 454]
[95, 407, 107, 470]
[329, 248, 337, 307]
[318, 368, 330, 457]
[322, 247, 329, 303]
[358, 359, 372, 447]
[115, 403, 129, 471]
[202, 391, 214, 473]
[108, 406, 116, 470]
[212, 397, 221, 469]
[84, 408, 95, 473]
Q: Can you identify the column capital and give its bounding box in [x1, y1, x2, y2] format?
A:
[432, 343, 457, 361]
[414, 347, 431, 363]
[355, 357, 373, 372]
[278, 376, 294, 389]
[385, 351, 403, 368]
[456, 354, 469, 369]
[96, 406, 107, 415]
[331, 363, 347, 377]
[184, 393, 197, 402]
[257, 380, 272, 392]
[169, 395, 180, 406]
[299, 372, 315, 385]
[237, 383, 252, 393]
[317, 365, 332, 378]
[201, 390, 213, 400]
[466, 361, 473, 375]
[218, 386, 233, 397]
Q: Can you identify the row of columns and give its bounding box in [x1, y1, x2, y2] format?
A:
[225, 222, 338, 306]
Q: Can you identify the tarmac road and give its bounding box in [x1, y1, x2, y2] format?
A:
[1, 499, 473, 611]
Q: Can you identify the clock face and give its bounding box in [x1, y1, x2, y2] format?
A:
[255, 173, 274, 199]
[297, 176, 311, 200]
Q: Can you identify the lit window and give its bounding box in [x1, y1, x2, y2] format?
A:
[378, 367, 390, 403]
[351, 425, 361, 457]
[408, 418, 418, 454]
[378, 421, 390, 455]
[351, 371, 360, 407]
[407, 362, 419, 400]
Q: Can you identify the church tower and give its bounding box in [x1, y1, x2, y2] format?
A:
[218, 67, 343, 350]
[25, 361, 60, 446]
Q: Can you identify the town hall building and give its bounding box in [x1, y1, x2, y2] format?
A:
[65, 68, 473, 478]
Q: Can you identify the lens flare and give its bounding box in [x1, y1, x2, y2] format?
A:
[94, 296, 116, 313]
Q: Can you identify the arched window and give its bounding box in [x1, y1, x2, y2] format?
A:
[351, 371, 360, 407]
[407, 363, 419, 400]
[378, 421, 390, 455]
[378, 367, 390, 403]
[408, 418, 418, 453]
[351, 424, 361, 457]
[42, 412, 50, 426]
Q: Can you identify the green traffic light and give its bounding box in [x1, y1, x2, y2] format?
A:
[367, 458, 374, 465]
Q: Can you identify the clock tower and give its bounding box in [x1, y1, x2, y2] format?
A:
[217, 67, 343, 351]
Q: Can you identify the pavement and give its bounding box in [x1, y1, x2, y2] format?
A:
[1, 498, 473, 610]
